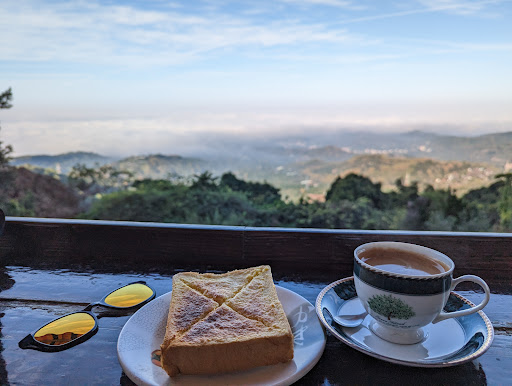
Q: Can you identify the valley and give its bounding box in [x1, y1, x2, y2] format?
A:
[11, 130, 512, 201]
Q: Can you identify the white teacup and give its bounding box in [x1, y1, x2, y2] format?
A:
[354, 241, 490, 345]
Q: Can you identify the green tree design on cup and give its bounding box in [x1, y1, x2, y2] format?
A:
[367, 294, 416, 320]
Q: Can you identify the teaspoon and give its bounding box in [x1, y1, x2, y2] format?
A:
[333, 310, 367, 328]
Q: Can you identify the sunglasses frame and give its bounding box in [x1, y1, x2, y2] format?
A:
[18, 281, 155, 352]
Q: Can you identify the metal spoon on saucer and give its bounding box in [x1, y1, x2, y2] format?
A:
[333, 311, 368, 327]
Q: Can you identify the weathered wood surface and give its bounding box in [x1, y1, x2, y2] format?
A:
[1, 217, 511, 284]
[0, 217, 511, 385]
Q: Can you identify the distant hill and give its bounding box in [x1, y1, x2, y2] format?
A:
[0, 167, 80, 218]
[11, 151, 114, 174]
[10, 130, 511, 201]
[283, 154, 502, 198]
[416, 131, 512, 166]
[114, 154, 209, 179]
[262, 144, 353, 163]
[282, 130, 512, 167]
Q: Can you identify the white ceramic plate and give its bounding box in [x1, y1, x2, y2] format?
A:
[118, 286, 326, 386]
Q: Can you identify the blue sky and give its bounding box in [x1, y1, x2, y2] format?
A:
[1, 0, 511, 156]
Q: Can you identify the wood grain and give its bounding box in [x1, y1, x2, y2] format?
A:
[1, 218, 511, 285]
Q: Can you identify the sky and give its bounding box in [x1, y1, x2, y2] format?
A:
[1, 0, 511, 156]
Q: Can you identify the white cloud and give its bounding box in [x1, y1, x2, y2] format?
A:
[416, 0, 504, 15]
[0, 0, 362, 67]
[279, 0, 365, 9]
[5, 101, 512, 157]
[329, 0, 508, 25]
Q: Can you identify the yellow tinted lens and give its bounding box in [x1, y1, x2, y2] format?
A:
[34, 313, 95, 346]
[104, 283, 154, 308]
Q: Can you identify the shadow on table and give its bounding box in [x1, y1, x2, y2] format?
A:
[303, 336, 488, 386]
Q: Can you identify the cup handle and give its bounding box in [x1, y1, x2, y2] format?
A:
[432, 275, 490, 324]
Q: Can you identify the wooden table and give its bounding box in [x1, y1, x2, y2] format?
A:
[0, 217, 511, 385]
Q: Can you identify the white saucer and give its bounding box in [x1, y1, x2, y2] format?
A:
[118, 286, 326, 385]
[316, 277, 494, 367]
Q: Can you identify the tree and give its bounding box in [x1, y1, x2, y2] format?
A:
[495, 173, 512, 231]
[68, 163, 133, 195]
[0, 87, 15, 214]
[0, 88, 13, 167]
[0, 88, 12, 109]
[326, 173, 383, 208]
[220, 172, 281, 204]
[392, 178, 419, 206]
[190, 171, 218, 191]
[0, 129, 12, 168]
[459, 181, 502, 231]
[367, 294, 416, 320]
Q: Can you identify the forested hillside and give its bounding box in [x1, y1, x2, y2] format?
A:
[2, 164, 510, 233]
[75, 171, 512, 232]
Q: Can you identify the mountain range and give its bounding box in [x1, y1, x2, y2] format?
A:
[11, 130, 512, 200]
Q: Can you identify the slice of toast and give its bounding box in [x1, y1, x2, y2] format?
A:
[160, 265, 294, 377]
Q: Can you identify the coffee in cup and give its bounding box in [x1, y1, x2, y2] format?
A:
[358, 246, 450, 276]
[353, 241, 490, 345]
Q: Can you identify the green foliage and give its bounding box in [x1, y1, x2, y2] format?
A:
[0, 165, 36, 216]
[455, 204, 494, 232]
[458, 180, 501, 231]
[132, 179, 176, 191]
[0, 88, 14, 168]
[220, 172, 281, 205]
[462, 180, 502, 205]
[326, 173, 383, 208]
[190, 171, 218, 191]
[306, 198, 394, 230]
[0, 128, 13, 168]
[82, 185, 189, 222]
[401, 185, 469, 231]
[2, 194, 36, 217]
[367, 294, 416, 320]
[72, 169, 507, 233]
[422, 185, 464, 219]
[82, 177, 264, 226]
[495, 173, 512, 231]
[68, 163, 133, 195]
[0, 88, 12, 109]
[392, 178, 419, 206]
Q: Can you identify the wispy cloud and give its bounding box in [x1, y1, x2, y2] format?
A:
[330, 0, 509, 25]
[0, 0, 364, 67]
[416, 0, 504, 15]
[279, 0, 366, 10]
[1, 0, 509, 69]
[390, 38, 512, 55]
